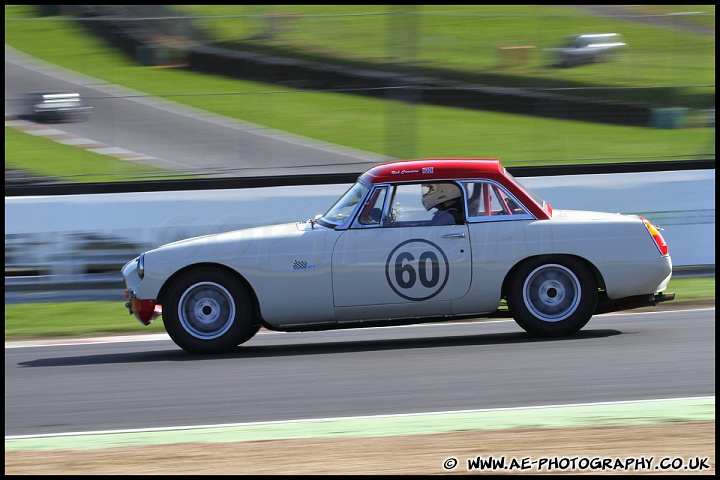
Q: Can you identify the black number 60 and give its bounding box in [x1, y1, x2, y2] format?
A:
[395, 251, 440, 289]
[386, 239, 449, 301]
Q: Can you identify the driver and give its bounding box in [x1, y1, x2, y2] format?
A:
[421, 183, 464, 225]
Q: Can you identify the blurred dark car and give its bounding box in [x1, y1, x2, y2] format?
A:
[25, 91, 92, 123]
[546, 33, 627, 68]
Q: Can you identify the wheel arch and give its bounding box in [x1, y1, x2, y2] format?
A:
[157, 262, 264, 326]
[501, 253, 605, 300]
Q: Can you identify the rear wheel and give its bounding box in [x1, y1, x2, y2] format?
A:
[162, 268, 259, 354]
[507, 257, 597, 337]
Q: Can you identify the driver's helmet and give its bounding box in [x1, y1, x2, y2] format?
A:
[422, 183, 462, 211]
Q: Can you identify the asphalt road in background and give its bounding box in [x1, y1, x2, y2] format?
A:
[4, 46, 389, 178]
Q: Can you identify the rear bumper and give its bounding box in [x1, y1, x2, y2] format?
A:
[596, 291, 676, 315]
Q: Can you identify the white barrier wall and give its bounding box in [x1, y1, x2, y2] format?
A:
[522, 169, 715, 267]
[4, 170, 715, 271]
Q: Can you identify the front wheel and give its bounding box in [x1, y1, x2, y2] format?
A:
[507, 257, 597, 337]
[162, 268, 259, 354]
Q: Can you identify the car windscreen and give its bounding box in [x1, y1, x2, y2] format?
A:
[317, 180, 369, 228]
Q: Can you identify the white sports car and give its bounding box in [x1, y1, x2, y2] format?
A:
[122, 158, 674, 354]
[25, 91, 92, 123]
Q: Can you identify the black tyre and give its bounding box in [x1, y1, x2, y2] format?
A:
[163, 268, 259, 354]
[507, 257, 597, 337]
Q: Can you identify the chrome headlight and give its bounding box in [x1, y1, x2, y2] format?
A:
[137, 253, 145, 279]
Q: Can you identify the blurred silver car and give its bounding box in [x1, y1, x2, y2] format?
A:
[25, 91, 92, 123]
[547, 33, 627, 68]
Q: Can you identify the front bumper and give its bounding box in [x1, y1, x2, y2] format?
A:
[122, 255, 162, 325]
[125, 289, 162, 326]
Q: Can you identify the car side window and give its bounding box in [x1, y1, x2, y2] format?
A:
[464, 181, 529, 219]
[357, 187, 388, 226]
[385, 184, 431, 226]
[383, 183, 464, 227]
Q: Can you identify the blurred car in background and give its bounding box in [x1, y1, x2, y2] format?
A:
[25, 91, 92, 122]
[547, 33, 627, 68]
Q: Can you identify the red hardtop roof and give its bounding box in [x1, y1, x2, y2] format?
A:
[360, 158, 504, 184]
[360, 158, 552, 220]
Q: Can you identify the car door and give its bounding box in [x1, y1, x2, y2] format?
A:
[331, 183, 471, 309]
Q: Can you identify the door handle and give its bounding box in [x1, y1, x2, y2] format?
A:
[442, 232, 466, 238]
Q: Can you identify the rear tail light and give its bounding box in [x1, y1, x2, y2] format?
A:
[640, 217, 669, 256]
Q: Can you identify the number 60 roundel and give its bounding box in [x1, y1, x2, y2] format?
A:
[385, 239, 450, 301]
